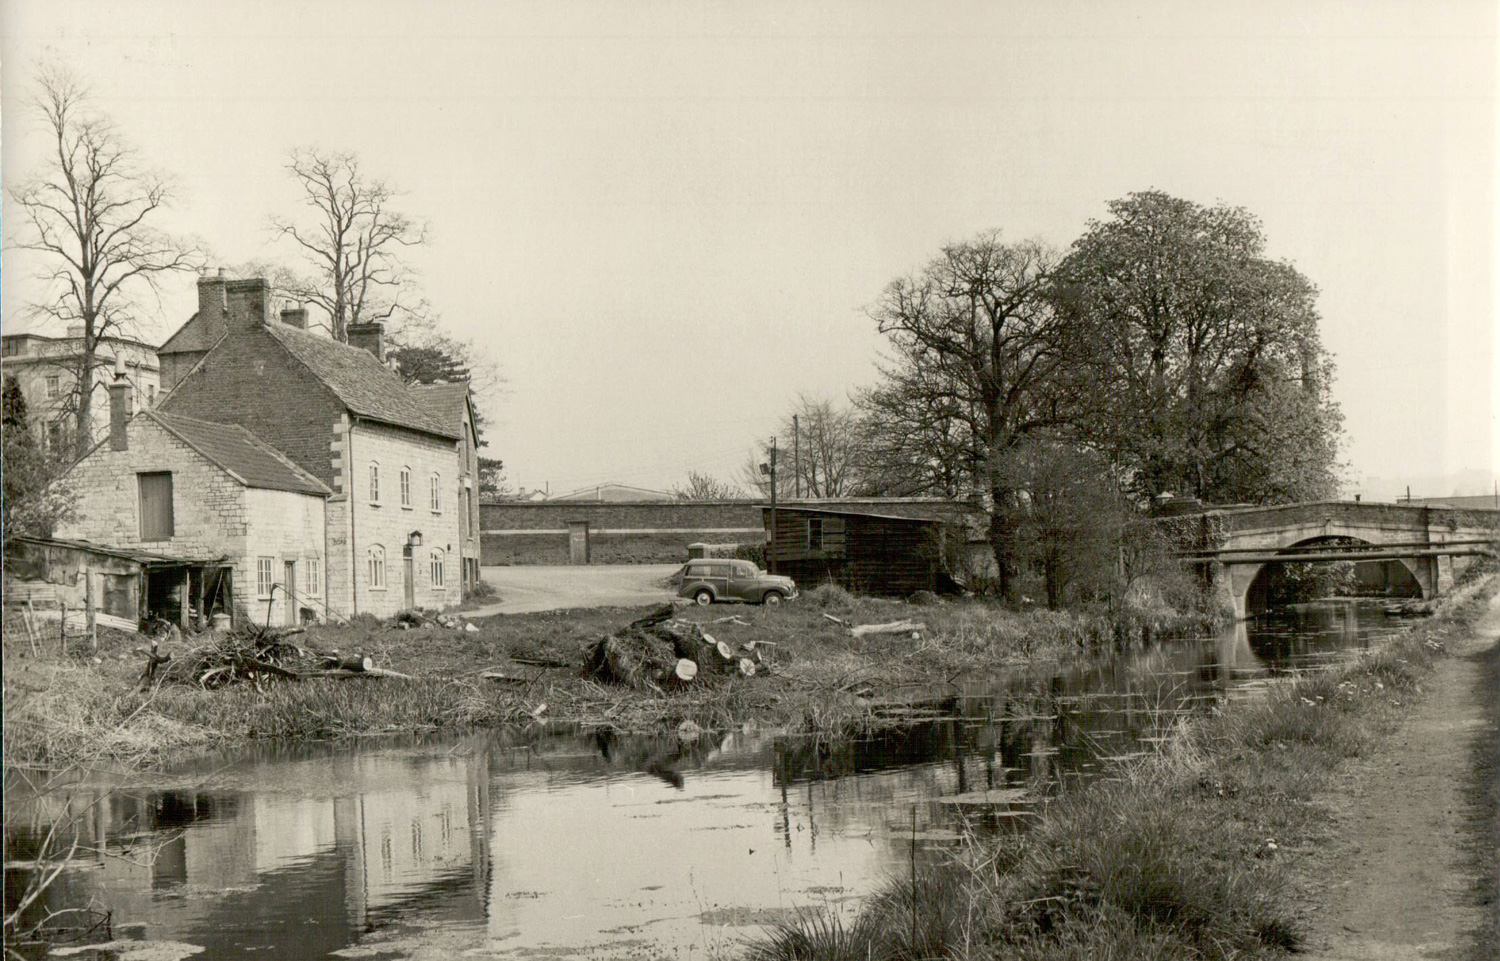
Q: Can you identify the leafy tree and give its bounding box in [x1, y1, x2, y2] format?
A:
[995, 439, 1126, 609]
[1052, 191, 1342, 504]
[271, 148, 427, 342]
[10, 63, 200, 457]
[2, 376, 72, 544]
[673, 471, 743, 501]
[860, 232, 1070, 601]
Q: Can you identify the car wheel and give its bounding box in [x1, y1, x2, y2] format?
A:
[763, 591, 785, 607]
[694, 589, 714, 606]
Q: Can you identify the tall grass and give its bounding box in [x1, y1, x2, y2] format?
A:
[748, 576, 1496, 961]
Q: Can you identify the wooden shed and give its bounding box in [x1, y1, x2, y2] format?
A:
[762, 505, 967, 596]
[4, 535, 236, 631]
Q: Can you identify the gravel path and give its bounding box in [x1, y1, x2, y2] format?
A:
[467, 564, 680, 616]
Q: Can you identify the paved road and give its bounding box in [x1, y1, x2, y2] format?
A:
[467, 564, 681, 617]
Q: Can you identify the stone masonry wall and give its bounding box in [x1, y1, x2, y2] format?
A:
[55, 417, 250, 562]
[243, 488, 329, 626]
[479, 500, 763, 565]
[160, 326, 347, 488]
[343, 421, 464, 617]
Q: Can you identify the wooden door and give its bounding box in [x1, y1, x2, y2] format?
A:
[283, 561, 297, 625]
[404, 554, 416, 608]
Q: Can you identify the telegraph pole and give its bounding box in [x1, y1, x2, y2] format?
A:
[792, 414, 801, 498]
[761, 437, 779, 574]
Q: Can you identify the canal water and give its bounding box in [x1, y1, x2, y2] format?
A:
[5, 601, 1401, 961]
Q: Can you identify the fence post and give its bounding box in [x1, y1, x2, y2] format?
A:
[85, 569, 98, 652]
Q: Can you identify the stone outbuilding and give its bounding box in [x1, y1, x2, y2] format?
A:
[48, 373, 330, 627]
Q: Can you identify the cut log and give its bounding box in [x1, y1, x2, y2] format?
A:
[850, 619, 927, 638]
[675, 659, 698, 682]
[715, 640, 735, 660]
[738, 658, 757, 677]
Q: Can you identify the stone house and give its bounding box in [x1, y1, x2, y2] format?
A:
[51, 372, 330, 627]
[409, 382, 483, 591]
[1, 329, 161, 455]
[155, 273, 472, 618]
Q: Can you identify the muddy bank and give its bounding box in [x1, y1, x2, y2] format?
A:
[2, 591, 1215, 770]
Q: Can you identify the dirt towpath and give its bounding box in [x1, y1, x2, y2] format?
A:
[1300, 588, 1500, 961]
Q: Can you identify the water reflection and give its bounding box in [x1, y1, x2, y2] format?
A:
[5, 602, 1399, 960]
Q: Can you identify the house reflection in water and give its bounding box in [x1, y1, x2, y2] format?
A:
[7, 746, 492, 957]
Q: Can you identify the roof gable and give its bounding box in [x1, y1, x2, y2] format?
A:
[159, 310, 227, 355]
[148, 412, 331, 496]
[264, 325, 457, 439]
[410, 382, 473, 434]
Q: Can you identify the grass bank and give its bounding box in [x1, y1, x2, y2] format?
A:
[3, 586, 1214, 770]
[748, 576, 1499, 961]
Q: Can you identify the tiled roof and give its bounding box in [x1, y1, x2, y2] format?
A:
[159, 311, 226, 355]
[149, 412, 331, 496]
[410, 382, 471, 433]
[265, 325, 457, 439]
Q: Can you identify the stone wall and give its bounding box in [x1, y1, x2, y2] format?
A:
[55, 416, 250, 560]
[53, 415, 328, 626]
[338, 420, 466, 616]
[480, 500, 763, 565]
[244, 488, 329, 625]
[160, 326, 348, 488]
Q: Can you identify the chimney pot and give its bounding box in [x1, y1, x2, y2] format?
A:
[108, 369, 132, 452]
[347, 322, 386, 363]
[224, 278, 273, 330]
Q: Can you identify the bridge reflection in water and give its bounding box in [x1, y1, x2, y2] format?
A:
[5, 603, 1400, 959]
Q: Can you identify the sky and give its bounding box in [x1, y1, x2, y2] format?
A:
[3, 0, 1496, 501]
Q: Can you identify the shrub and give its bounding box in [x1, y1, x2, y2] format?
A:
[806, 583, 856, 613]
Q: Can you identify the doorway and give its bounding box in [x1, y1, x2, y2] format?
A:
[283, 561, 297, 625]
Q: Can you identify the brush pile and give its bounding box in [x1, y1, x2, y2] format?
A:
[141, 624, 408, 689]
[582, 604, 768, 692]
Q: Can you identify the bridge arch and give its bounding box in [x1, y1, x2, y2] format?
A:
[1238, 535, 1425, 617]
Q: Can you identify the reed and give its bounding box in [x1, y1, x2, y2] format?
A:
[748, 576, 1498, 961]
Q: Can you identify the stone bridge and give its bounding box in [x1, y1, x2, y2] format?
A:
[1171, 501, 1498, 619]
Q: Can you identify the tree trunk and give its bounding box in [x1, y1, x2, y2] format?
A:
[74, 328, 97, 458]
[989, 494, 1020, 605]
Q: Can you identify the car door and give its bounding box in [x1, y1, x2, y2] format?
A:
[726, 561, 759, 601]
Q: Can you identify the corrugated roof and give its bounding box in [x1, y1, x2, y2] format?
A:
[265, 325, 458, 439]
[10, 535, 226, 566]
[158, 310, 226, 355]
[410, 382, 471, 434]
[150, 412, 331, 496]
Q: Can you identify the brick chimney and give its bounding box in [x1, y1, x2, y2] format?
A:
[108, 357, 132, 451]
[347, 322, 385, 362]
[279, 305, 308, 329]
[197, 268, 228, 325]
[225, 279, 273, 330]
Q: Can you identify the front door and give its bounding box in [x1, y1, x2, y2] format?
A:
[283, 561, 297, 625]
[404, 552, 416, 609]
[568, 521, 590, 565]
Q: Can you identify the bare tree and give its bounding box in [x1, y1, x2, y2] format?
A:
[10, 63, 200, 457]
[782, 395, 860, 498]
[862, 232, 1070, 602]
[673, 471, 743, 501]
[271, 147, 428, 342]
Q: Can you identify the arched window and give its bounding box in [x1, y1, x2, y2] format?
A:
[430, 473, 442, 512]
[430, 549, 445, 589]
[368, 462, 381, 504]
[367, 545, 387, 589]
[400, 466, 412, 508]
